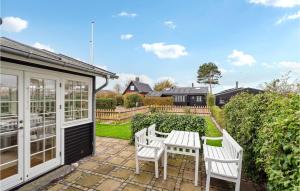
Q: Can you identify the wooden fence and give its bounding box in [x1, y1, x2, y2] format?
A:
[96, 105, 210, 121]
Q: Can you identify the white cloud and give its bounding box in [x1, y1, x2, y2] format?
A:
[164, 21, 176, 29]
[142, 42, 188, 59]
[33, 42, 55, 52]
[249, 0, 300, 8]
[278, 61, 300, 74]
[1, 17, 28, 32]
[228, 50, 256, 66]
[120, 34, 134, 40]
[117, 11, 137, 18]
[276, 11, 300, 24]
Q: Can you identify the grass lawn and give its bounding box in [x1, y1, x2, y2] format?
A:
[204, 116, 222, 147]
[95, 117, 222, 146]
[96, 122, 131, 140]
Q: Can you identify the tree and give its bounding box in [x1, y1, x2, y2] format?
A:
[113, 83, 122, 94]
[263, 71, 300, 95]
[154, 80, 175, 91]
[197, 62, 221, 93]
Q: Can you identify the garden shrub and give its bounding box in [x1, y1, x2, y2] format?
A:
[131, 113, 206, 144]
[210, 106, 226, 128]
[207, 93, 215, 107]
[255, 94, 300, 190]
[123, 93, 144, 108]
[143, 97, 173, 106]
[224, 92, 300, 190]
[96, 98, 117, 109]
[116, 95, 124, 106]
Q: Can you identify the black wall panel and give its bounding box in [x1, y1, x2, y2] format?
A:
[64, 122, 93, 164]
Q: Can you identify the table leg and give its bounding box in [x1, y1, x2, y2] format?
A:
[164, 146, 168, 180]
[195, 149, 199, 186]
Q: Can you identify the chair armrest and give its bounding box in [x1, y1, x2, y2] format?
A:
[202, 136, 223, 144]
[204, 157, 239, 163]
[155, 131, 169, 136]
[149, 136, 165, 142]
[137, 142, 160, 150]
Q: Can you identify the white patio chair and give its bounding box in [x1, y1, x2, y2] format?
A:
[147, 124, 169, 144]
[135, 128, 164, 178]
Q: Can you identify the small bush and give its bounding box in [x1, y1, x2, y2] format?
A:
[143, 97, 173, 106]
[131, 113, 206, 144]
[96, 98, 116, 109]
[207, 93, 215, 107]
[124, 93, 144, 108]
[116, 95, 124, 106]
[210, 106, 226, 128]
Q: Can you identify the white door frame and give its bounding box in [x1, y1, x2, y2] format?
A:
[0, 68, 24, 190]
[24, 71, 61, 180]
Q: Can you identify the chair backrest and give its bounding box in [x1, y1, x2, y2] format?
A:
[135, 128, 147, 149]
[222, 129, 243, 161]
[147, 124, 156, 138]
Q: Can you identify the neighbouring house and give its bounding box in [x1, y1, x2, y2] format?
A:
[147, 86, 208, 106]
[215, 81, 263, 107]
[0, 37, 117, 190]
[122, 77, 152, 96]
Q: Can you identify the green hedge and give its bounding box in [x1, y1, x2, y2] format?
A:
[124, 93, 143, 108]
[143, 96, 173, 106]
[96, 98, 116, 109]
[210, 106, 225, 128]
[116, 95, 124, 106]
[131, 113, 206, 144]
[224, 92, 300, 190]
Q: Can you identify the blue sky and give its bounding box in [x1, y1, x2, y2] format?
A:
[1, 0, 300, 93]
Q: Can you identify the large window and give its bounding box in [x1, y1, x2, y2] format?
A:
[196, 96, 202, 102]
[64, 80, 89, 122]
[174, 95, 186, 102]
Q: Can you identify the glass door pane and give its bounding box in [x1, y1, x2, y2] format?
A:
[30, 78, 56, 168]
[0, 74, 19, 180]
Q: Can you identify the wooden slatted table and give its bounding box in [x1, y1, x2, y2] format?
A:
[163, 130, 201, 186]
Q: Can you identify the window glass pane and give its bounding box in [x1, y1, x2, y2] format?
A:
[45, 113, 56, 125]
[0, 147, 18, 164]
[30, 127, 44, 141]
[30, 140, 44, 154]
[0, 132, 18, 149]
[45, 125, 55, 137]
[31, 113, 44, 128]
[65, 112, 73, 121]
[45, 137, 56, 149]
[0, 160, 18, 180]
[31, 152, 43, 167]
[74, 110, 81, 120]
[45, 101, 55, 113]
[30, 78, 44, 101]
[82, 101, 88, 109]
[0, 74, 18, 101]
[45, 148, 56, 162]
[82, 110, 88, 118]
[75, 101, 81, 110]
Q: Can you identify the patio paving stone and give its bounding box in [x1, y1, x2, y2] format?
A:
[110, 156, 126, 165]
[93, 164, 116, 174]
[43, 137, 259, 191]
[76, 173, 103, 187]
[132, 171, 154, 185]
[123, 183, 146, 191]
[79, 161, 99, 170]
[153, 177, 177, 190]
[96, 179, 122, 191]
[110, 168, 133, 180]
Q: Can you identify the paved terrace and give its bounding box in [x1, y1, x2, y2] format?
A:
[45, 137, 258, 191]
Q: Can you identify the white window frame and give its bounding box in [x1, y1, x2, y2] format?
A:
[196, 96, 202, 102]
[130, 85, 135, 91]
[62, 74, 93, 128]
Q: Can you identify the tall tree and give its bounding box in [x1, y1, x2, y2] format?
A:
[113, 83, 122, 94]
[197, 62, 221, 93]
[154, 80, 175, 91]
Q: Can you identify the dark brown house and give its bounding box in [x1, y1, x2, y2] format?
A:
[147, 87, 208, 106]
[122, 77, 152, 96]
[215, 82, 263, 107]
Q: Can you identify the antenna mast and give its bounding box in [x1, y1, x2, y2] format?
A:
[90, 21, 95, 65]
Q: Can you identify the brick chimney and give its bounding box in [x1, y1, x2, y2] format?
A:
[135, 77, 140, 82]
[236, 81, 238, 89]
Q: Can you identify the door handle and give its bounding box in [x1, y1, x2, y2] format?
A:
[19, 120, 23, 124]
